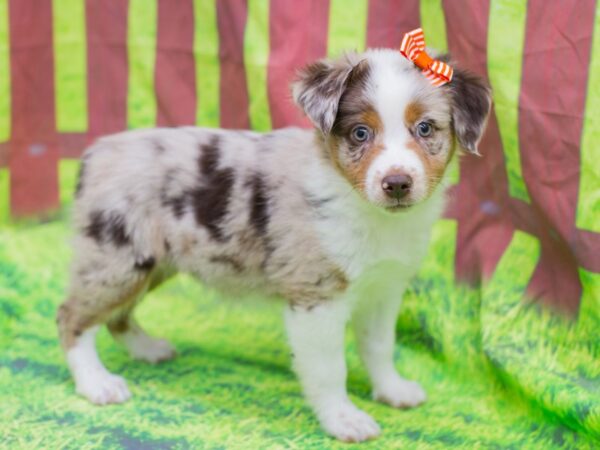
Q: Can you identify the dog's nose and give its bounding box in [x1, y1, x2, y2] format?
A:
[382, 174, 413, 199]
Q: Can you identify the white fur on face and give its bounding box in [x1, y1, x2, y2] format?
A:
[358, 50, 452, 207]
[365, 143, 426, 205]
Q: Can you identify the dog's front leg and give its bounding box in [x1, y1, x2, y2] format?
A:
[284, 299, 381, 442]
[352, 292, 426, 409]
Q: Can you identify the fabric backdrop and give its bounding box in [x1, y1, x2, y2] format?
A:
[0, 0, 599, 448]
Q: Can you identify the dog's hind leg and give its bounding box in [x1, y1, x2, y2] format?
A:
[106, 267, 177, 364]
[57, 245, 154, 405]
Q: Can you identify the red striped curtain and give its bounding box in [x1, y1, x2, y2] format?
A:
[0, 0, 598, 313]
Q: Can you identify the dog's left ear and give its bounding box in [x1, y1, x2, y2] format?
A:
[445, 67, 492, 155]
[292, 54, 365, 135]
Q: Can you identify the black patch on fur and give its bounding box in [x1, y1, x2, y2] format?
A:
[248, 174, 270, 236]
[303, 191, 334, 209]
[159, 136, 236, 237]
[160, 169, 187, 219]
[294, 57, 369, 134]
[200, 137, 221, 176]
[166, 195, 186, 219]
[403, 53, 490, 154]
[331, 60, 372, 137]
[303, 191, 335, 220]
[210, 255, 244, 273]
[190, 136, 233, 242]
[444, 65, 491, 154]
[312, 63, 345, 99]
[155, 140, 166, 154]
[75, 157, 87, 197]
[85, 210, 131, 247]
[109, 217, 130, 247]
[85, 211, 104, 242]
[329, 61, 373, 162]
[243, 173, 274, 269]
[134, 256, 156, 271]
[260, 240, 276, 271]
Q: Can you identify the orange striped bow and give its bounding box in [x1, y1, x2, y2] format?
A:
[400, 28, 453, 87]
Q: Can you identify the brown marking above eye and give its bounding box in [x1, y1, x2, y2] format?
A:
[404, 100, 425, 126]
[360, 108, 383, 135]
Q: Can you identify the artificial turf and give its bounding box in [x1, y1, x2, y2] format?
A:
[0, 161, 598, 449]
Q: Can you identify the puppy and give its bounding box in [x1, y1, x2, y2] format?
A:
[57, 48, 490, 442]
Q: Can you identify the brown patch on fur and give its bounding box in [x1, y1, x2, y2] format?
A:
[316, 267, 348, 290]
[406, 139, 453, 195]
[107, 312, 130, 334]
[57, 277, 149, 349]
[284, 266, 349, 308]
[348, 109, 385, 188]
[320, 59, 380, 195]
[210, 255, 245, 273]
[361, 109, 382, 133]
[327, 107, 386, 193]
[346, 142, 385, 189]
[404, 101, 425, 126]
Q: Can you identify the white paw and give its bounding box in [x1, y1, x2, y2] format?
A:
[373, 376, 427, 408]
[126, 336, 176, 364]
[319, 401, 381, 443]
[75, 370, 131, 405]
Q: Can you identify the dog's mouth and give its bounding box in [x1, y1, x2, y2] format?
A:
[384, 201, 413, 212]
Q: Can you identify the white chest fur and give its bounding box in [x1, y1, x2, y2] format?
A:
[305, 161, 447, 289]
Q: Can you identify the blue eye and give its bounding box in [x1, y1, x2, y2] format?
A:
[417, 122, 433, 137]
[351, 125, 371, 143]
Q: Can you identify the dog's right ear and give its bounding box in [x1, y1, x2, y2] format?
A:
[292, 55, 362, 134]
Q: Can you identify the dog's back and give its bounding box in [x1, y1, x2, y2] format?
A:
[68, 126, 352, 310]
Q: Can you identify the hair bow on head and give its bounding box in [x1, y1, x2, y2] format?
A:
[400, 28, 453, 87]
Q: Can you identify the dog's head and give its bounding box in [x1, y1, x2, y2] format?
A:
[292, 49, 491, 211]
